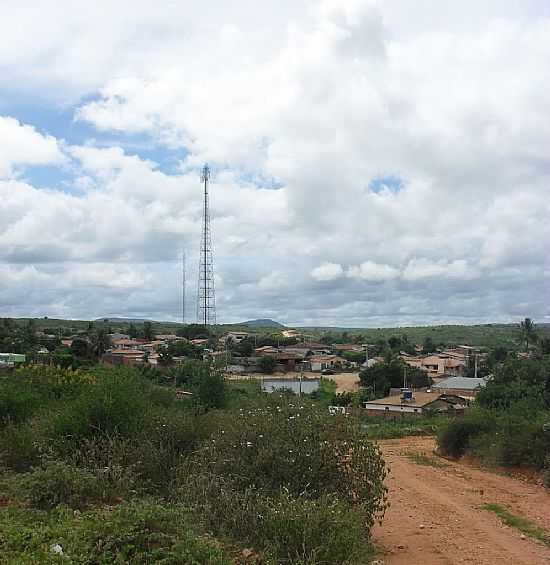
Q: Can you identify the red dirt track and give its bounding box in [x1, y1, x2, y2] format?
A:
[372, 437, 550, 564]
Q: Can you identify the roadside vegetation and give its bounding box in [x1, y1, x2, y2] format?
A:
[0, 363, 388, 564]
[482, 503, 550, 546]
[438, 357, 550, 479]
[407, 452, 449, 468]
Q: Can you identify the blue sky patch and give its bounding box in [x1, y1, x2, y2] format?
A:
[368, 175, 404, 194]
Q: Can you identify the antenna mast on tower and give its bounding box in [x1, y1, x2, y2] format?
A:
[196, 164, 216, 326]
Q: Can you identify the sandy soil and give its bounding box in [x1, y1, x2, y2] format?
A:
[325, 372, 360, 393]
[373, 436, 550, 565]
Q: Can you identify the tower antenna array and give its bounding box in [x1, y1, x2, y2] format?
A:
[196, 164, 216, 326]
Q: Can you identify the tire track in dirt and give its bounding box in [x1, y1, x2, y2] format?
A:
[372, 436, 550, 564]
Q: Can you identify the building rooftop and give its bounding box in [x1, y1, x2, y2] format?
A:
[433, 376, 488, 390]
[365, 392, 444, 408]
[108, 349, 144, 356]
[309, 355, 340, 362]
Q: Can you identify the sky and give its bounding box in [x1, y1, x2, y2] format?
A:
[0, 0, 549, 327]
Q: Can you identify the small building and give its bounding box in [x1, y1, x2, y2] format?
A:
[432, 376, 489, 399]
[310, 355, 341, 372]
[282, 329, 301, 338]
[224, 331, 249, 344]
[154, 334, 180, 341]
[0, 353, 26, 367]
[102, 349, 145, 366]
[332, 344, 364, 353]
[111, 338, 143, 349]
[255, 346, 279, 356]
[364, 390, 467, 418]
[108, 333, 130, 341]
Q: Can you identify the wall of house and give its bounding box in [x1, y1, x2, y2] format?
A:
[364, 403, 422, 416]
[364, 406, 424, 418]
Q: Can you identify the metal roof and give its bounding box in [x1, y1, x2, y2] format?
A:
[433, 376, 488, 390]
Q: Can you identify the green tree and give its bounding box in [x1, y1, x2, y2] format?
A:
[359, 365, 391, 399]
[143, 321, 154, 341]
[360, 358, 431, 399]
[167, 340, 201, 359]
[520, 317, 537, 353]
[176, 324, 209, 340]
[234, 338, 254, 357]
[388, 336, 402, 350]
[540, 338, 550, 355]
[259, 355, 277, 374]
[477, 357, 549, 410]
[423, 336, 436, 354]
[22, 319, 37, 349]
[342, 350, 365, 364]
[90, 328, 111, 358]
[70, 338, 90, 359]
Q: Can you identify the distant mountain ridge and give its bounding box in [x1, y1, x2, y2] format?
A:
[95, 317, 152, 323]
[238, 319, 285, 328]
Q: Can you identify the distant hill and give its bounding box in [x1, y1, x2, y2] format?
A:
[238, 319, 285, 328]
[95, 317, 152, 323]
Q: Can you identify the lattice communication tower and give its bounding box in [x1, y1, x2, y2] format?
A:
[196, 164, 216, 326]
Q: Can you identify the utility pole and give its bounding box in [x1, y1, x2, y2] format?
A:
[196, 164, 216, 327]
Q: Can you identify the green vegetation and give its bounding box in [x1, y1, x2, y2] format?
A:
[259, 355, 277, 374]
[359, 354, 431, 400]
[0, 363, 388, 563]
[0, 501, 232, 564]
[310, 323, 550, 350]
[361, 417, 447, 440]
[438, 357, 550, 472]
[482, 504, 550, 546]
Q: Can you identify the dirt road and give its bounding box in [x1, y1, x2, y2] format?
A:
[373, 437, 550, 564]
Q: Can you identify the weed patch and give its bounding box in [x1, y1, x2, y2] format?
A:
[407, 451, 448, 468]
[482, 503, 550, 546]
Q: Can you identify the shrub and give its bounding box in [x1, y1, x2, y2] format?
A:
[183, 487, 372, 564]
[0, 423, 41, 471]
[543, 456, 550, 489]
[44, 370, 151, 453]
[178, 403, 387, 516]
[175, 401, 388, 561]
[0, 384, 42, 428]
[437, 409, 496, 458]
[22, 462, 103, 510]
[492, 413, 550, 467]
[0, 501, 232, 564]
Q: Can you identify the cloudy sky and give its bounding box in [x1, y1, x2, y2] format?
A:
[0, 0, 548, 327]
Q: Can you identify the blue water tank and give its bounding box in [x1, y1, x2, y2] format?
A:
[402, 388, 413, 401]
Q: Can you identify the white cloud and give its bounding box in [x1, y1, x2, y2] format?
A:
[0, 1, 548, 324]
[402, 259, 479, 281]
[0, 116, 65, 178]
[347, 261, 400, 282]
[311, 262, 344, 281]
